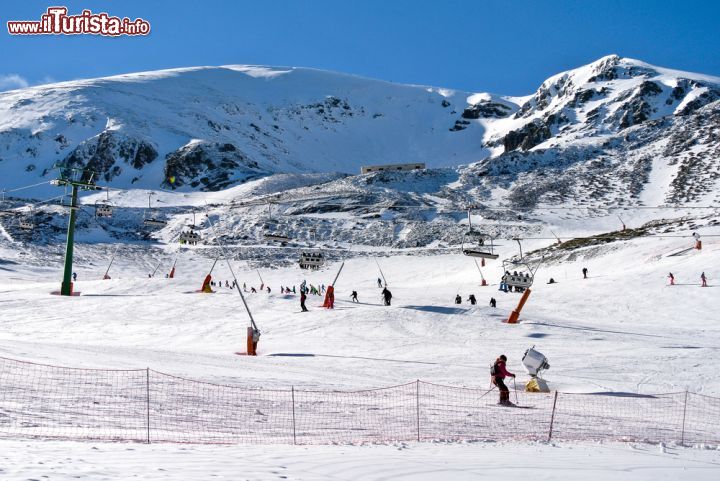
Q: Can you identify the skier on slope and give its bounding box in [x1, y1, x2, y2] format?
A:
[489, 297, 497, 308]
[491, 354, 516, 406]
[582, 267, 588, 279]
[350, 290, 359, 303]
[300, 290, 308, 312]
[468, 294, 477, 305]
[701, 272, 707, 287]
[377, 277, 383, 288]
[668, 273, 675, 286]
[382, 287, 392, 306]
[455, 294, 462, 304]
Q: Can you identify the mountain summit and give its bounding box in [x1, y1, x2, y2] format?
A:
[1, 56, 719, 206]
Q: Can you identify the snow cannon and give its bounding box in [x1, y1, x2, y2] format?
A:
[246, 327, 260, 356]
[522, 346, 550, 393]
[522, 346, 549, 377]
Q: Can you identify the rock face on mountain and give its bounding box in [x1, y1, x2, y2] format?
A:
[163, 141, 265, 190]
[1, 55, 719, 213]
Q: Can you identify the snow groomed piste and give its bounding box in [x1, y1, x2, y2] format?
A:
[1, 170, 719, 450]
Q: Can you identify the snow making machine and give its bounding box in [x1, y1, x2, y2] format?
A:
[522, 346, 550, 392]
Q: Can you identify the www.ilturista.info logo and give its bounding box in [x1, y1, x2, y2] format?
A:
[7, 7, 150, 36]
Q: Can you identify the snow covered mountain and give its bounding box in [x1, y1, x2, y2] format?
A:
[1, 54, 718, 199]
[0, 65, 501, 192]
[1, 55, 720, 249]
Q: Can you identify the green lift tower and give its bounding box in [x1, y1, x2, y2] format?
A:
[51, 167, 102, 296]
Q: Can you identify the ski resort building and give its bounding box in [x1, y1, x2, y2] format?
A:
[360, 163, 425, 174]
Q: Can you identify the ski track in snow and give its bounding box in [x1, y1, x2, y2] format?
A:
[2, 195, 720, 479]
[0, 439, 718, 481]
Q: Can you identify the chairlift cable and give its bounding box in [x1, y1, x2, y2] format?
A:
[375, 258, 388, 288]
[3, 180, 53, 194]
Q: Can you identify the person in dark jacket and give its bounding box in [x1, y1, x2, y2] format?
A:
[491, 354, 516, 406]
[455, 294, 462, 304]
[382, 287, 392, 306]
[489, 297, 497, 308]
[300, 290, 308, 312]
[468, 294, 477, 305]
[350, 290, 359, 303]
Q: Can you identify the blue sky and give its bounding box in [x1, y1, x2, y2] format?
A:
[2, 0, 719, 94]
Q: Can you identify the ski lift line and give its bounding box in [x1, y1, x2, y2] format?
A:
[201, 199, 259, 332]
[514, 234, 720, 241]
[31, 194, 67, 206]
[233, 200, 720, 211]
[331, 261, 345, 287]
[207, 256, 221, 276]
[2, 180, 53, 194]
[150, 259, 164, 278]
[474, 259, 486, 282]
[375, 259, 388, 288]
[103, 244, 121, 279]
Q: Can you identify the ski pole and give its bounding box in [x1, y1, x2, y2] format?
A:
[513, 377, 519, 404]
[477, 384, 496, 401]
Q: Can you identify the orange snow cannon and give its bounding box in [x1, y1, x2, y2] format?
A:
[246, 327, 259, 356]
[201, 274, 213, 293]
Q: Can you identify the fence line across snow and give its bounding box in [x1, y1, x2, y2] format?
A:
[0, 356, 718, 445]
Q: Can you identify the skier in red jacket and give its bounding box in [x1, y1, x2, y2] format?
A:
[491, 355, 516, 406]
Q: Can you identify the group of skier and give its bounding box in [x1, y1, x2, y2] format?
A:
[667, 271, 709, 287]
[454, 294, 477, 304]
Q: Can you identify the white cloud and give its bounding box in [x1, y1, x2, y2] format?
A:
[0, 74, 30, 92]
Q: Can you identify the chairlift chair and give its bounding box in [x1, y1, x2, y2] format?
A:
[19, 219, 34, 230]
[143, 192, 166, 227]
[299, 251, 324, 270]
[500, 240, 541, 291]
[461, 210, 499, 259]
[95, 202, 113, 218]
[501, 269, 534, 290]
[94, 188, 113, 218]
[179, 230, 201, 245]
[144, 216, 167, 227]
[264, 233, 291, 243]
[462, 232, 499, 259]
